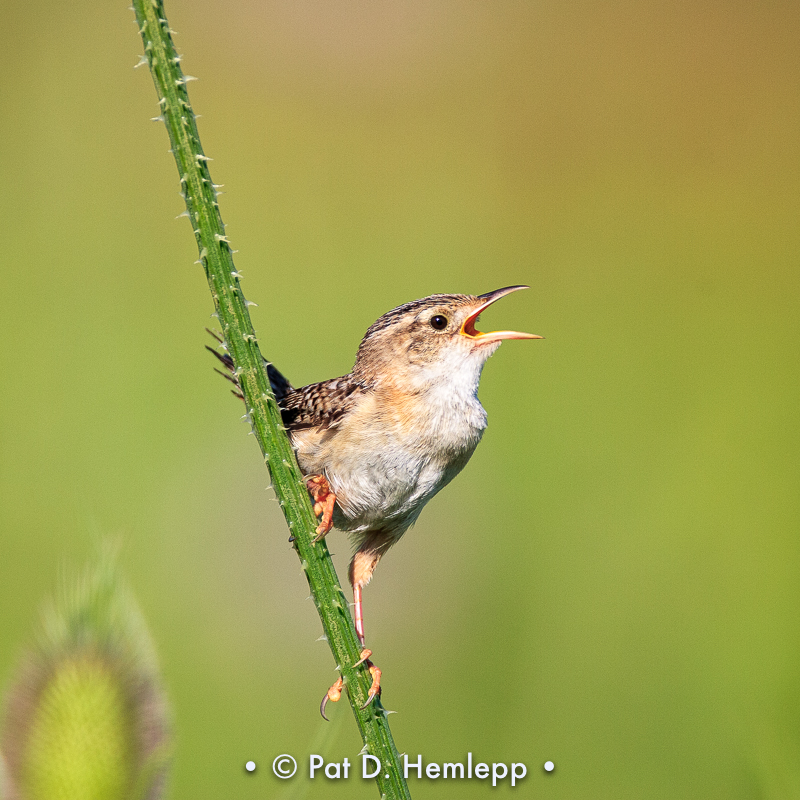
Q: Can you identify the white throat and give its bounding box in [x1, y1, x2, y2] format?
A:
[411, 340, 502, 436]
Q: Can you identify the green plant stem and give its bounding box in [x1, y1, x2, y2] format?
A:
[131, 2, 410, 797]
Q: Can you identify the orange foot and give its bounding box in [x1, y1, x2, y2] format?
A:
[355, 649, 382, 710]
[306, 475, 336, 541]
[319, 676, 343, 721]
[319, 649, 382, 721]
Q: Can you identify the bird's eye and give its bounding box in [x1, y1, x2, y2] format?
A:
[430, 315, 448, 330]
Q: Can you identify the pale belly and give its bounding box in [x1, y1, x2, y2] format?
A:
[325, 441, 479, 535]
[291, 378, 489, 537]
[292, 409, 485, 537]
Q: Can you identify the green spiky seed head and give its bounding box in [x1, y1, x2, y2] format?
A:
[0, 549, 171, 800]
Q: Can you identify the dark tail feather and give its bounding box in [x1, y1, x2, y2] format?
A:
[264, 361, 294, 404]
[205, 329, 294, 403]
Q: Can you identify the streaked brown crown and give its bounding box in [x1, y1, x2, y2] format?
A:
[352, 293, 483, 380]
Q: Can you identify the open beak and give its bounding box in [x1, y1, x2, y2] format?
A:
[460, 285, 543, 344]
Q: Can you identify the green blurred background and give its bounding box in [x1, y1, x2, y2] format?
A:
[1, 1, 798, 797]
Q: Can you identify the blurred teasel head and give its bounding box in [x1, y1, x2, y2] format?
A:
[0, 547, 171, 800]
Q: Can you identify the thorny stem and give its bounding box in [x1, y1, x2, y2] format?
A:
[131, 2, 411, 797]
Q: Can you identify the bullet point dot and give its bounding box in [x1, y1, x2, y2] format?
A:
[245, 761, 256, 772]
[544, 761, 555, 772]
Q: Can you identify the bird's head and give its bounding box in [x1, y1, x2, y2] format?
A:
[352, 285, 541, 391]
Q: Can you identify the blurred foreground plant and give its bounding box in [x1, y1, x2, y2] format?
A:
[0, 550, 171, 800]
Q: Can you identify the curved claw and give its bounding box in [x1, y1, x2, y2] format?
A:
[320, 677, 343, 722]
[359, 664, 382, 710]
[320, 692, 332, 721]
[359, 694, 377, 711]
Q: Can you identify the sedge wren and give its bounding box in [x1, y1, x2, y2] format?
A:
[209, 285, 541, 716]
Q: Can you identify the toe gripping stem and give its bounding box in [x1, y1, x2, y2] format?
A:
[320, 649, 382, 720]
[306, 475, 336, 541]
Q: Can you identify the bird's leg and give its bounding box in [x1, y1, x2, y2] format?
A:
[305, 475, 336, 540]
[353, 582, 366, 646]
[319, 588, 381, 718]
[349, 544, 391, 709]
[352, 582, 382, 709]
[320, 545, 390, 719]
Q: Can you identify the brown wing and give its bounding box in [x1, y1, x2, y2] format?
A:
[280, 377, 368, 432]
[206, 330, 367, 432]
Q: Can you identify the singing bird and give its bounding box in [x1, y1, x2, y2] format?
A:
[209, 285, 541, 716]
